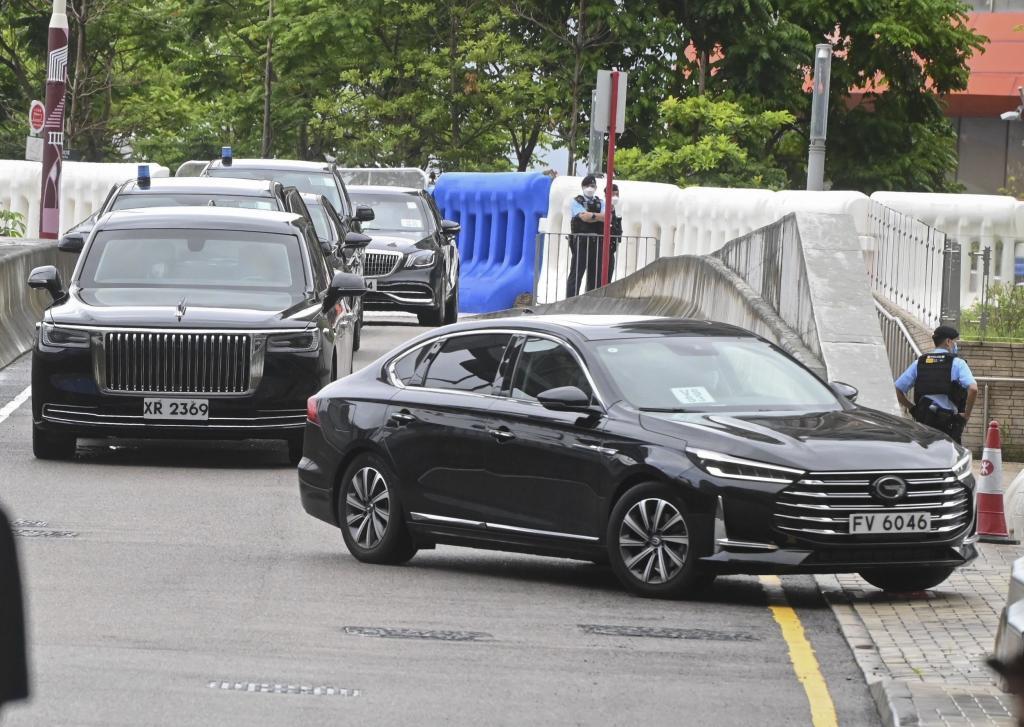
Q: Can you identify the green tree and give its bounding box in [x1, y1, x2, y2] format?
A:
[615, 95, 798, 188]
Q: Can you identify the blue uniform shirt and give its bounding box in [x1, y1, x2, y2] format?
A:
[894, 348, 976, 412]
[571, 196, 602, 220]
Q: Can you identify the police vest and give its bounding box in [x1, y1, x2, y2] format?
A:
[570, 195, 604, 236]
[913, 352, 967, 411]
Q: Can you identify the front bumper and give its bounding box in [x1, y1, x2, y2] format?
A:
[363, 266, 442, 312]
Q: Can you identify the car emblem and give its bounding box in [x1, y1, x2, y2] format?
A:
[175, 298, 187, 322]
[872, 475, 908, 505]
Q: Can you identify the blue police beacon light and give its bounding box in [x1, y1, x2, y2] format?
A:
[137, 164, 151, 189]
[221, 146, 233, 166]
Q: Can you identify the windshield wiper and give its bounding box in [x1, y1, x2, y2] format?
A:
[638, 407, 695, 413]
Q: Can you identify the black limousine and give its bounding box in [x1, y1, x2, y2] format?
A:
[29, 207, 364, 464]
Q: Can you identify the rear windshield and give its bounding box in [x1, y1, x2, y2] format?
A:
[208, 168, 344, 213]
[80, 229, 307, 296]
[111, 194, 277, 211]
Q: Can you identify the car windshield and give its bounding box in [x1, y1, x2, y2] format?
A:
[208, 168, 343, 212]
[111, 194, 277, 211]
[591, 336, 840, 412]
[79, 229, 307, 302]
[350, 192, 429, 234]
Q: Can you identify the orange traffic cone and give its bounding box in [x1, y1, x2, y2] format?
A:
[978, 421, 1018, 544]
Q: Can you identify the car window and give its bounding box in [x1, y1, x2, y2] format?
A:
[208, 167, 343, 212]
[510, 337, 593, 402]
[306, 203, 334, 242]
[111, 194, 276, 211]
[300, 224, 331, 290]
[391, 344, 434, 386]
[350, 192, 430, 234]
[422, 334, 511, 393]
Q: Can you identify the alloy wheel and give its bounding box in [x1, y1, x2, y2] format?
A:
[618, 498, 689, 585]
[345, 466, 391, 549]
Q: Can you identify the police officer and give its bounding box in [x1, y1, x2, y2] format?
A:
[566, 174, 605, 298]
[894, 325, 978, 443]
[607, 183, 622, 280]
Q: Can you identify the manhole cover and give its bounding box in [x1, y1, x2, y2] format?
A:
[208, 681, 359, 697]
[343, 626, 492, 642]
[578, 624, 759, 641]
[13, 528, 77, 538]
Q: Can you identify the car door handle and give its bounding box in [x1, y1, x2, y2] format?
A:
[488, 427, 515, 442]
[390, 410, 417, 425]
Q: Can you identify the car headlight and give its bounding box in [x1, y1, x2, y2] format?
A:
[40, 323, 90, 349]
[405, 251, 435, 268]
[953, 451, 972, 480]
[686, 448, 805, 484]
[267, 330, 321, 353]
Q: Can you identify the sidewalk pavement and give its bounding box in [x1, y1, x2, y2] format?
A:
[817, 462, 1024, 726]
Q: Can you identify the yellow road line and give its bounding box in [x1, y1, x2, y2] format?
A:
[759, 575, 839, 727]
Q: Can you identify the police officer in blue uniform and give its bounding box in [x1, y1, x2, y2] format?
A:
[566, 174, 606, 298]
[894, 325, 978, 443]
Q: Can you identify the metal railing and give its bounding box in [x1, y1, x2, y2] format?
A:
[867, 200, 960, 330]
[533, 233, 659, 305]
[874, 300, 922, 379]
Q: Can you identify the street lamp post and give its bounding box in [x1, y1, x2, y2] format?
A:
[39, 0, 68, 239]
[806, 43, 833, 192]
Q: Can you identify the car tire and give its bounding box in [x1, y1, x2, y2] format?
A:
[337, 453, 417, 565]
[443, 283, 459, 325]
[858, 566, 957, 593]
[32, 425, 76, 460]
[417, 306, 444, 327]
[606, 482, 713, 599]
[286, 435, 304, 466]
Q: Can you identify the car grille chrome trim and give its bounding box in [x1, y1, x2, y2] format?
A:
[363, 251, 403, 277]
[774, 470, 972, 541]
[100, 331, 259, 396]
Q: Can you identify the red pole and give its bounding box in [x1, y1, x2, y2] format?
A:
[39, 0, 68, 240]
[600, 70, 619, 287]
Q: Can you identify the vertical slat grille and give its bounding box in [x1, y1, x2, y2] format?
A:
[105, 332, 251, 394]
[363, 251, 403, 277]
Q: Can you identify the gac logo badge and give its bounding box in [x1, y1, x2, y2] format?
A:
[872, 475, 908, 505]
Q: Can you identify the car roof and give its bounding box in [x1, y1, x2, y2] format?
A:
[119, 177, 277, 196]
[349, 185, 421, 195]
[437, 315, 758, 342]
[206, 158, 332, 173]
[95, 206, 303, 232]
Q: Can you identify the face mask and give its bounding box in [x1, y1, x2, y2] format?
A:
[582, 186, 596, 198]
[611, 195, 620, 207]
[952, 342, 959, 354]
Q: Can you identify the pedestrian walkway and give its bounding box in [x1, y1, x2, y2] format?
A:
[818, 463, 1024, 726]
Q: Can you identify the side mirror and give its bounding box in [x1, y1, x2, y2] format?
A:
[536, 386, 600, 414]
[27, 265, 66, 302]
[830, 381, 859, 403]
[441, 219, 461, 236]
[57, 234, 85, 253]
[356, 205, 375, 222]
[323, 271, 366, 311]
[343, 231, 372, 250]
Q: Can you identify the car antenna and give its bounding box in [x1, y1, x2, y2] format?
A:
[207, 200, 216, 206]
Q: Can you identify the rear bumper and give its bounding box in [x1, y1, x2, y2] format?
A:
[297, 421, 338, 525]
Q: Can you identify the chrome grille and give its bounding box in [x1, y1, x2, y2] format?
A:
[775, 471, 972, 541]
[363, 251, 402, 277]
[104, 332, 252, 394]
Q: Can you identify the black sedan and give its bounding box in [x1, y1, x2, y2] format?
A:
[350, 185, 460, 326]
[28, 207, 364, 464]
[299, 315, 977, 598]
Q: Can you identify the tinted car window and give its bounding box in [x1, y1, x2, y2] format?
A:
[422, 334, 510, 393]
[111, 194, 276, 211]
[209, 168, 343, 212]
[392, 344, 433, 386]
[510, 337, 592, 402]
[350, 192, 430, 234]
[306, 203, 334, 242]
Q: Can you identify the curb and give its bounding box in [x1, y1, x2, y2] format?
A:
[815, 575, 917, 726]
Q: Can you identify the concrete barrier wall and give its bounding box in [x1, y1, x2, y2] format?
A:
[0, 161, 170, 238]
[0, 239, 75, 370]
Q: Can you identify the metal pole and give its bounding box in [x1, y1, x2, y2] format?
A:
[600, 70, 619, 288]
[39, 0, 68, 239]
[806, 44, 832, 191]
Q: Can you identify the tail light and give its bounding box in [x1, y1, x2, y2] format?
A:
[306, 396, 320, 425]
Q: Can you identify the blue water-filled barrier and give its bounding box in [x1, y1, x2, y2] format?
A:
[433, 172, 552, 313]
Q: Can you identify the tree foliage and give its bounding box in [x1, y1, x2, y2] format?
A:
[0, 0, 988, 192]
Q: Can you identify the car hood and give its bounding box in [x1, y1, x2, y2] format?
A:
[48, 288, 320, 330]
[639, 407, 963, 472]
[365, 232, 431, 254]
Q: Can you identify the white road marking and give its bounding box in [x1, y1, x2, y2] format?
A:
[0, 386, 31, 425]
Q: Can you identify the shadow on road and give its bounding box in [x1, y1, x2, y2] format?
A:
[69, 438, 293, 470]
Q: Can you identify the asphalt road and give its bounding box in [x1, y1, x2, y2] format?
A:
[1, 315, 881, 726]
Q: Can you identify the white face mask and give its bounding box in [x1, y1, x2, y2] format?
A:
[582, 186, 597, 198]
[611, 195, 620, 207]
